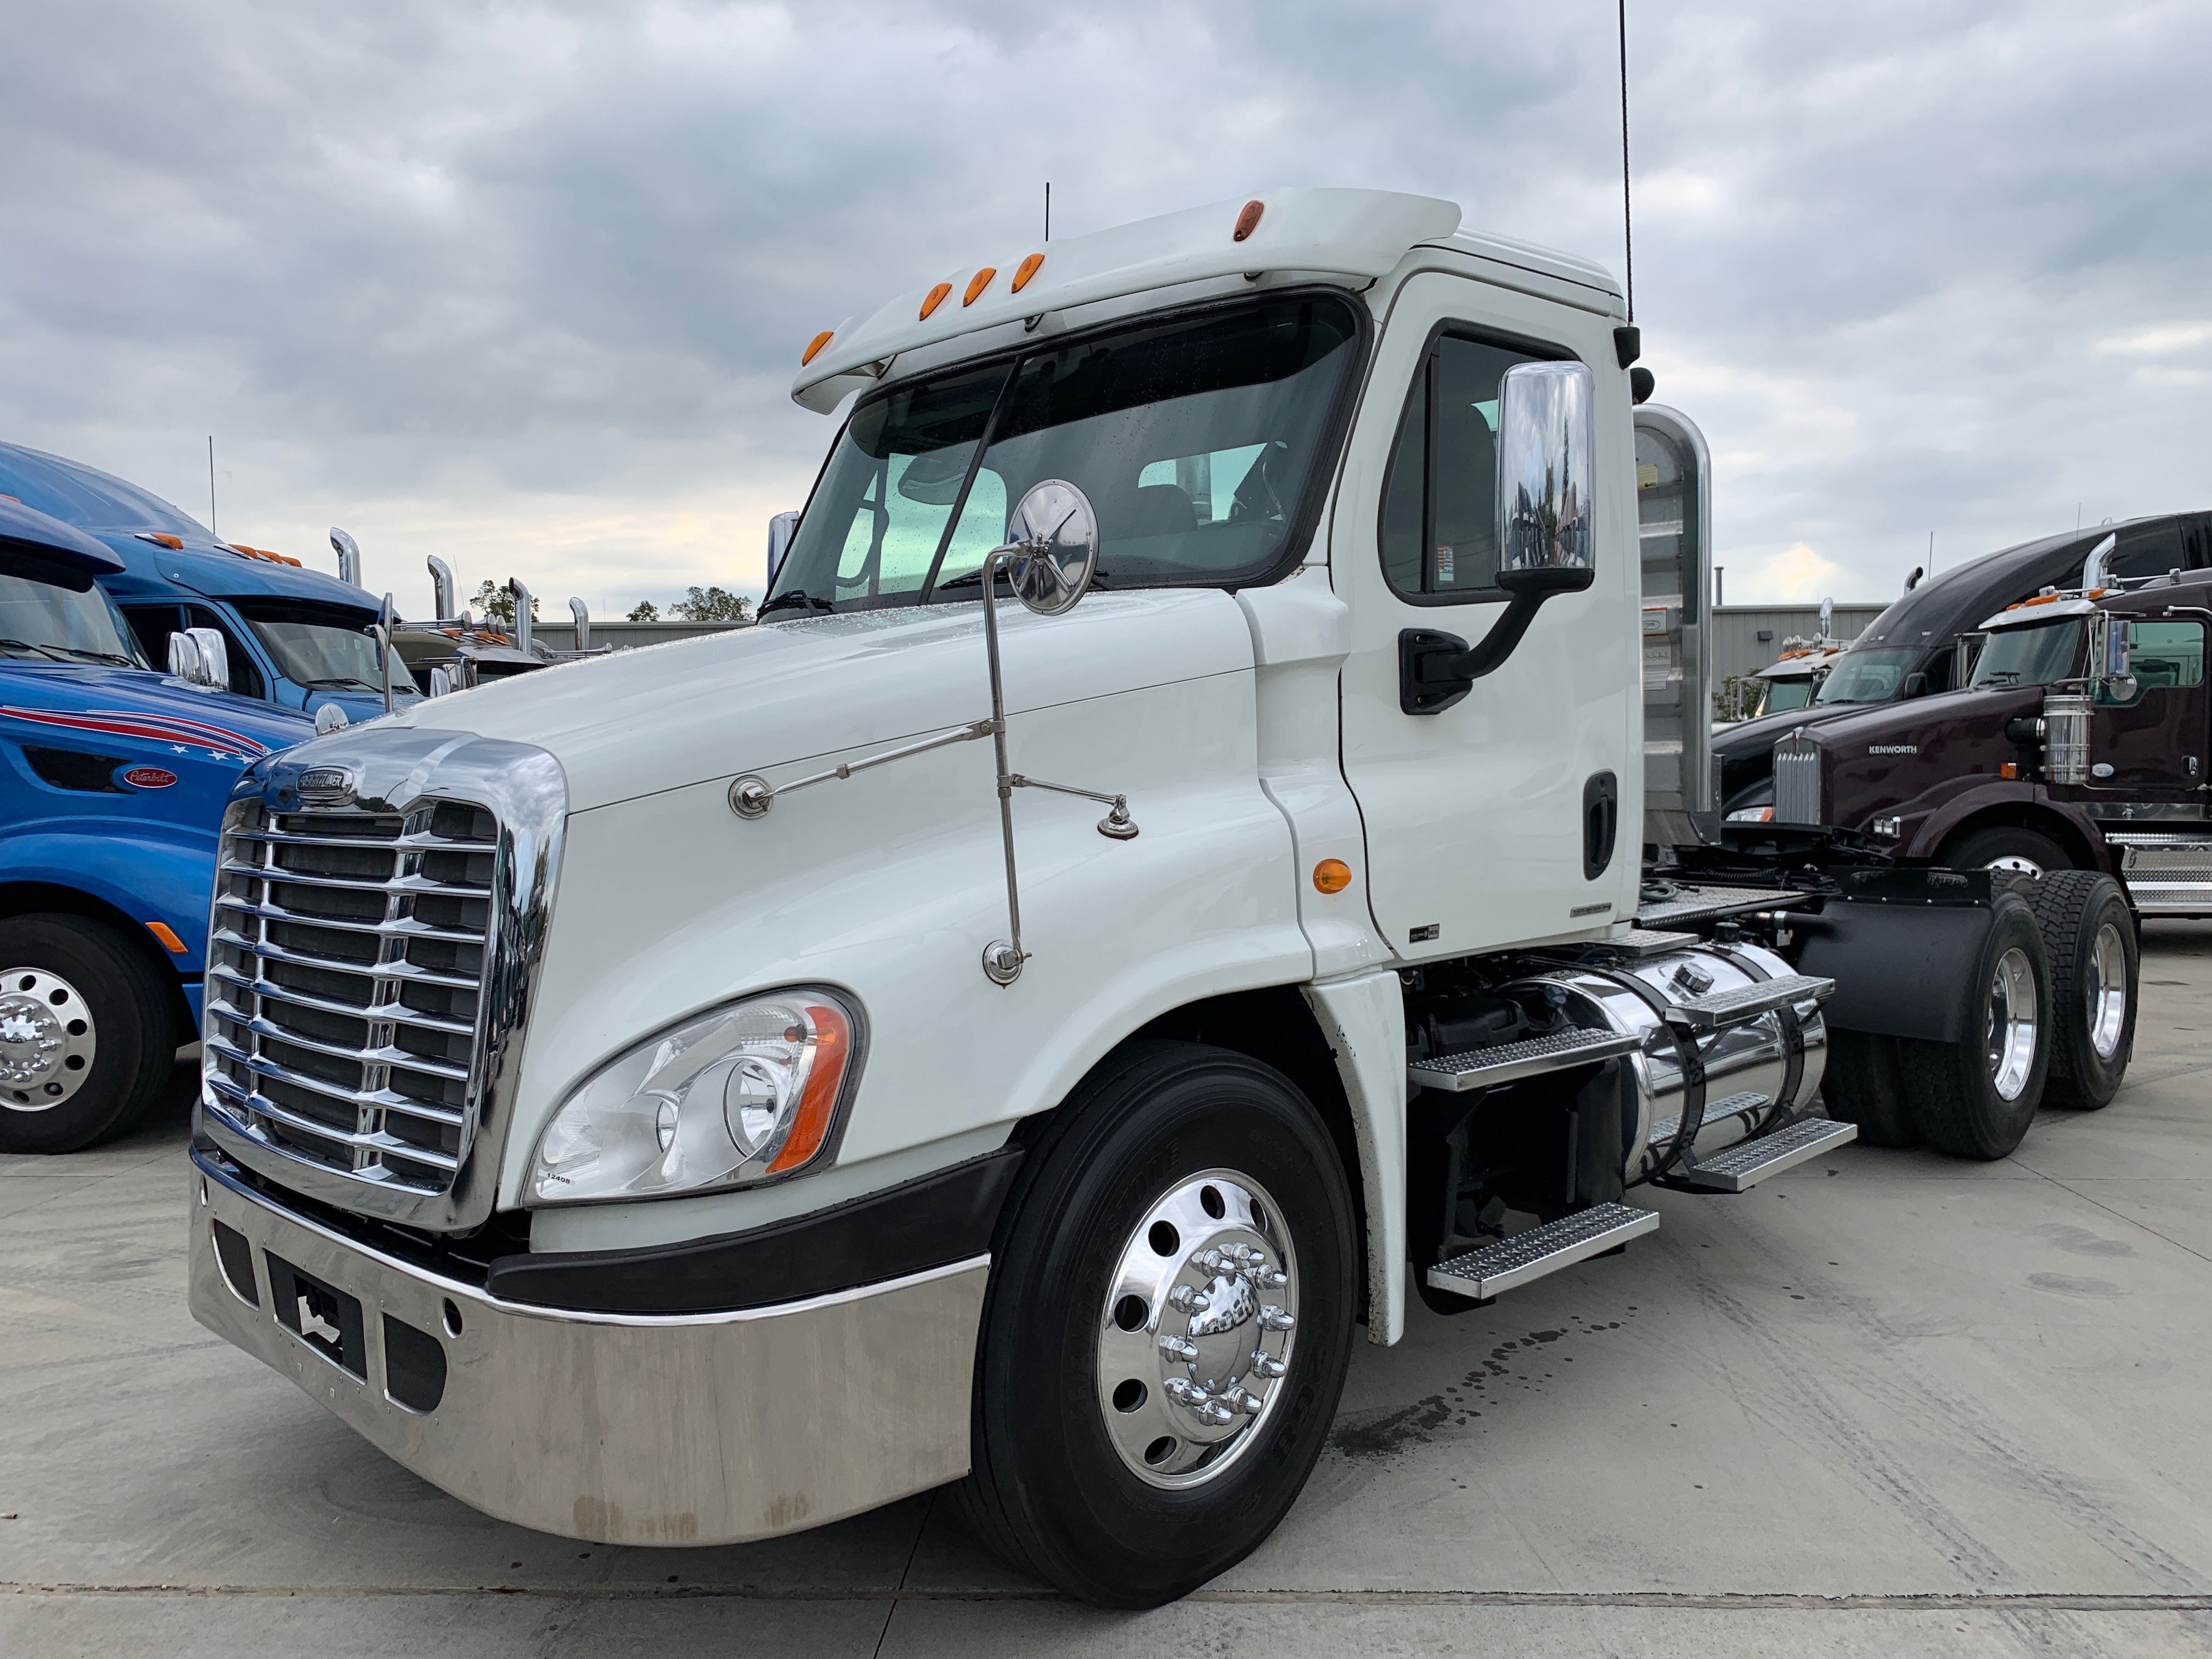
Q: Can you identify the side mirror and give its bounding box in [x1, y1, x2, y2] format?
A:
[996, 479, 1099, 615]
[314, 702, 351, 735]
[167, 627, 229, 690]
[766, 511, 799, 587]
[427, 666, 454, 698]
[1400, 359, 1596, 714]
[2091, 612, 2136, 702]
[1902, 671, 1931, 698]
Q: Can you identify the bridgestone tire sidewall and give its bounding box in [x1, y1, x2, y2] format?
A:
[964, 1041, 1356, 1609]
[2029, 872, 2137, 1110]
[1901, 894, 2051, 1160]
[0, 913, 177, 1154]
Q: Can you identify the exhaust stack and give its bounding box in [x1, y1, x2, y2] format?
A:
[428, 556, 456, 622]
[329, 528, 362, 588]
[568, 596, 590, 652]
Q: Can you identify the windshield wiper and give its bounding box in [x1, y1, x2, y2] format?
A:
[0, 636, 74, 663]
[302, 676, 382, 690]
[52, 646, 142, 667]
[932, 568, 1118, 594]
[1978, 670, 2022, 686]
[759, 589, 834, 618]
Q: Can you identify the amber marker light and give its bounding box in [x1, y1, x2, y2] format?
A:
[801, 330, 834, 366]
[1313, 859, 1352, 894]
[145, 922, 188, 953]
[1011, 252, 1045, 293]
[2001, 762, 2019, 780]
[765, 1002, 853, 1173]
[1233, 199, 1265, 242]
[963, 267, 997, 306]
[919, 282, 952, 320]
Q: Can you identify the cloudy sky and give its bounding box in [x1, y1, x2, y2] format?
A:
[5, 1, 2207, 618]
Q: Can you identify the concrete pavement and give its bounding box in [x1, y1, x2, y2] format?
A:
[3, 922, 2210, 1656]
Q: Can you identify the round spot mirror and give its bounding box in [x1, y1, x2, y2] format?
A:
[1001, 479, 1098, 617]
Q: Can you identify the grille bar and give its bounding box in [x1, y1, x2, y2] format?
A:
[203, 798, 497, 1196]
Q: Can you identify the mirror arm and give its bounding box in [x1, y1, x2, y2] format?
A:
[1398, 567, 1595, 715]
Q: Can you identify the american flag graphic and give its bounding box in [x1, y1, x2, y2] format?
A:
[1, 705, 274, 760]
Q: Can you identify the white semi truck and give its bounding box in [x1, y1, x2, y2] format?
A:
[187, 188, 2131, 1607]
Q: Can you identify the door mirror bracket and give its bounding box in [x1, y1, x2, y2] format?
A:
[1398, 566, 1596, 714]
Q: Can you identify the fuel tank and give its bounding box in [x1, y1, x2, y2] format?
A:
[1501, 942, 1827, 1183]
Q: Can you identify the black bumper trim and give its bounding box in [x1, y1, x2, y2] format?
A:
[484, 1147, 1024, 1315]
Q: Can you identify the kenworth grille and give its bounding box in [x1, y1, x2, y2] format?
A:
[204, 800, 498, 1194]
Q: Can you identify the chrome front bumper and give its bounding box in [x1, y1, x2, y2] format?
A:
[188, 1148, 986, 1545]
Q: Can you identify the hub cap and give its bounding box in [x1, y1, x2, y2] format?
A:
[1985, 946, 2039, 1102]
[1096, 1170, 1299, 1491]
[1985, 855, 2046, 876]
[0, 968, 97, 1112]
[2086, 921, 2129, 1060]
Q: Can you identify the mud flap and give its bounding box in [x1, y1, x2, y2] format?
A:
[1790, 868, 1997, 1045]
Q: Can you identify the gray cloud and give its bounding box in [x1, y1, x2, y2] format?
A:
[3, 0, 2208, 616]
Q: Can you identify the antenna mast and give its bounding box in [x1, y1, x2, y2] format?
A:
[1618, 0, 1634, 324]
[207, 436, 217, 536]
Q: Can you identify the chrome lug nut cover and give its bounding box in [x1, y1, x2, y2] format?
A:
[1096, 1169, 1300, 1490]
[0, 967, 97, 1112]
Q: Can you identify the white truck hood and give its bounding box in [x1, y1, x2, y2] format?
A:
[373, 588, 1256, 814]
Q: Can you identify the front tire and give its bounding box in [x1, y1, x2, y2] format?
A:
[0, 913, 177, 1154]
[1899, 893, 2050, 1159]
[2027, 872, 2136, 1109]
[957, 1040, 1356, 1608]
[1946, 826, 2072, 877]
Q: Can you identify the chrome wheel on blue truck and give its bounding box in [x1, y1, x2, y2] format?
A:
[0, 913, 175, 1152]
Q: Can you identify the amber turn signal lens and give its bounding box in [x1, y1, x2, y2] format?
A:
[144, 921, 188, 953]
[963, 267, 997, 306]
[2000, 761, 2019, 780]
[801, 330, 834, 366]
[1011, 252, 1045, 294]
[765, 1003, 851, 1174]
[919, 282, 952, 320]
[1312, 859, 1352, 894]
[1233, 199, 1265, 242]
[140, 533, 183, 550]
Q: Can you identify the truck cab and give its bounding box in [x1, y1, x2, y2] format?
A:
[1, 496, 313, 1152]
[1715, 512, 2211, 818]
[186, 188, 2107, 1607]
[0, 442, 418, 727]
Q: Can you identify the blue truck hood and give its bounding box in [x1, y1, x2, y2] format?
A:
[0, 662, 312, 775]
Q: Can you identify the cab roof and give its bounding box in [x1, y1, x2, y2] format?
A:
[789, 187, 1622, 412]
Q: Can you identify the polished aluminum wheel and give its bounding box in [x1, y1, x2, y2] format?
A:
[0, 967, 97, 1111]
[1096, 1170, 1299, 1491]
[1985, 855, 2046, 877]
[2086, 921, 2129, 1060]
[1985, 946, 2039, 1102]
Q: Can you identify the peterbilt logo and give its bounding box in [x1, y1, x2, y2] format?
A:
[1869, 744, 1918, 755]
[295, 766, 357, 805]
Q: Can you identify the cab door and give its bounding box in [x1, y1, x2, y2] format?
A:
[2091, 616, 2207, 801]
[1333, 272, 1638, 960]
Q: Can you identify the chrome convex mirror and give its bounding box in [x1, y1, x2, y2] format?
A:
[727, 478, 1134, 989]
[765, 511, 799, 586]
[167, 627, 229, 690]
[999, 478, 1098, 616]
[2091, 611, 2136, 703]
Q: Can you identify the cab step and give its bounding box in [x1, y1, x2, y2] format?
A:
[1427, 1202, 1660, 1300]
[1646, 1090, 1770, 1148]
[1661, 973, 1833, 1032]
[1409, 1027, 1643, 1094]
[1673, 1116, 1859, 1192]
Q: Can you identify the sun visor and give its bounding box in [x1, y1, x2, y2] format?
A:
[0, 496, 126, 579]
[792, 187, 1461, 408]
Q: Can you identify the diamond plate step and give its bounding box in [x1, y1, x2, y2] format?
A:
[1635, 883, 1809, 928]
[1409, 1027, 1642, 1094]
[1427, 1203, 1660, 1300]
[1535, 927, 1702, 961]
[1662, 973, 1833, 1032]
[1674, 1116, 1859, 1192]
[1646, 1091, 1770, 1148]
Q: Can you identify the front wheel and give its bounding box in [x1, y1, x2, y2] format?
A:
[0, 913, 178, 1154]
[1899, 893, 2051, 1159]
[957, 1040, 1356, 1608]
[1945, 826, 2072, 877]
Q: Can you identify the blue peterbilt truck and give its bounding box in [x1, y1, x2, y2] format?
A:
[1, 496, 313, 1152]
[0, 441, 416, 727]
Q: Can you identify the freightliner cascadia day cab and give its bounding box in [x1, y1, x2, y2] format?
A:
[2, 498, 313, 1152]
[187, 189, 2131, 1606]
[0, 442, 419, 727]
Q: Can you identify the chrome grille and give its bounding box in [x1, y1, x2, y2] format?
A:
[1771, 728, 1822, 825]
[203, 799, 499, 1194]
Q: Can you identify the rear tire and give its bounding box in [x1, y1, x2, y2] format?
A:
[1899, 893, 2050, 1160]
[1821, 1029, 1919, 1147]
[0, 913, 177, 1154]
[2026, 872, 2136, 1109]
[956, 1040, 1356, 1608]
[1945, 826, 2072, 877]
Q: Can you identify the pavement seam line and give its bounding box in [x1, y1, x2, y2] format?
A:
[2013, 1160, 2212, 1268]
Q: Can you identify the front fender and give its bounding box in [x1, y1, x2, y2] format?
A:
[1902, 783, 2112, 872]
[0, 821, 213, 974]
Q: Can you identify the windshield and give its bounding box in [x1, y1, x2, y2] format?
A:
[1815, 647, 1918, 705]
[234, 600, 386, 690]
[1970, 618, 2083, 690]
[766, 294, 1363, 613]
[1763, 678, 1816, 714]
[0, 560, 146, 667]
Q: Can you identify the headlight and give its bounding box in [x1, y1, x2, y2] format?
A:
[528, 991, 858, 1205]
[1725, 805, 1775, 824]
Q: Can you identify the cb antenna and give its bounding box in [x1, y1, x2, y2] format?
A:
[1044, 181, 1051, 242]
[1618, 0, 1634, 324]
